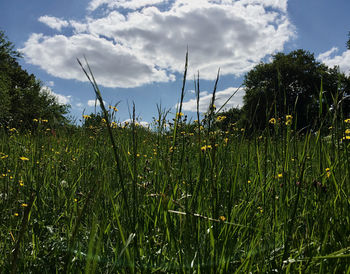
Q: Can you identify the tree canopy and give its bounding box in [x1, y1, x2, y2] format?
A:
[242, 49, 350, 131]
[0, 30, 69, 130]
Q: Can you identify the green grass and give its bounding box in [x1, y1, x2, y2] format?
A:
[1, 114, 350, 273]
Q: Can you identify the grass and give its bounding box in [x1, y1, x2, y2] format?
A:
[1, 64, 350, 272]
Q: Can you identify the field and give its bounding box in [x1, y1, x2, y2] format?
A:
[1, 110, 350, 273]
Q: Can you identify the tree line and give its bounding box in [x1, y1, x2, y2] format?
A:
[1, 29, 349, 132]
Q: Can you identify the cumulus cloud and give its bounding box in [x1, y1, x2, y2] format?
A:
[121, 119, 149, 127]
[41, 86, 71, 105]
[88, 0, 165, 11]
[22, 0, 295, 88]
[318, 47, 350, 76]
[181, 87, 245, 113]
[87, 99, 107, 106]
[38, 15, 69, 31]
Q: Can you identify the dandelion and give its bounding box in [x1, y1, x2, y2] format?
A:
[269, 118, 276, 124]
[83, 115, 91, 119]
[277, 173, 283, 178]
[19, 156, 29, 161]
[248, 180, 251, 184]
[345, 129, 350, 135]
[33, 118, 38, 122]
[257, 206, 263, 213]
[1, 155, 8, 159]
[21, 203, 28, 207]
[42, 119, 48, 123]
[14, 213, 19, 217]
[345, 118, 350, 124]
[74, 198, 78, 202]
[286, 115, 293, 121]
[325, 168, 331, 178]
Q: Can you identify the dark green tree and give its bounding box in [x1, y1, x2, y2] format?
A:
[242, 49, 350, 131]
[347, 31, 350, 50]
[0, 30, 69, 130]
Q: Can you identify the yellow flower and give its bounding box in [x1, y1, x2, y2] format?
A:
[277, 173, 283, 178]
[14, 213, 19, 217]
[33, 118, 39, 122]
[176, 112, 184, 118]
[21, 203, 28, 207]
[42, 119, 48, 123]
[216, 116, 226, 122]
[269, 118, 276, 124]
[219, 216, 226, 221]
[345, 129, 350, 135]
[1, 155, 8, 159]
[285, 119, 292, 126]
[325, 168, 331, 178]
[345, 119, 350, 124]
[343, 136, 350, 140]
[19, 156, 29, 161]
[248, 180, 251, 184]
[201, 145, 212, 152]
[83, 115, 91, 119]
[286, 115, 293, 121]
[19, 180, 24, 186]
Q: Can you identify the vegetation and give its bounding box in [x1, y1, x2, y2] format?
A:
[1, 32, 350, 272]
[242, 50, 350, 132]
[0, 30, 69, 131]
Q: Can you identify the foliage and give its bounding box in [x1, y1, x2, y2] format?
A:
[242, 49, 350, 131]
[0, 30, 69, 130]
[1, 113, 350, 272]
[347, 31, 350, 50]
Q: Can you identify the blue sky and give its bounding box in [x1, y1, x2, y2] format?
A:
[1, 0, 349, 125]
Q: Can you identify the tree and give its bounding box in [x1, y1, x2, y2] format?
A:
[347, 31, 350, 50]
[242, 49, 350, 131]
[0, 30, 69, 130]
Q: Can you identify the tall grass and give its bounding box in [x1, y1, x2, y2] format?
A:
[1, 62, 350, 273]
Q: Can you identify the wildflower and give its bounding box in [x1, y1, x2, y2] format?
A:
[14, 213, 19, 217]
[42, 119, 48, 123]
[248, 180, 251, 184]
[19, 156, 29, 161]
[21, 203, 28, 207]
[219, 216, 226, 222]
[325, 168, 331, 178]
[277, 173, 283, 178]
[343, 136, 350, 140]
[345, 129, 350, 135]
[216, 116, 226, 122]
[83, 115, 91, 119]
[201, 145, 212, 152]
[102, 118, 106, 123]
[74, 198, 78, 202]
[345, 119, 350, 124]
[33, 118, 39, 122]
[176, 112, 184, 118]
[224, 138, 228, 144]
[1, 155, 8, 159]
[286, 115, 293, 121]
[285, 119, 292, 126]
[269, 118, 276, 124]
[9, 128, 17, 132]
[257, 206, 263, 213]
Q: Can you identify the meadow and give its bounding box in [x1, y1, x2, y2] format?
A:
[1, 63, 350, 273]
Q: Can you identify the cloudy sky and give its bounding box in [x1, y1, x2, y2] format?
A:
[1, 0, 349, 124]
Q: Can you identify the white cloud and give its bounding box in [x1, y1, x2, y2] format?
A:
[87, 0, 165, 11]
[181, 87, 245, 113]
[38, 15, 69, 31]
[41, 86, 71, 105]
[22, 0, 295, 88]
[87, 99, 107, 106]
[318, 48, 350, 76]
[46, 81, 55, 87]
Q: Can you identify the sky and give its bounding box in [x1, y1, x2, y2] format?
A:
[1, 0, 350, 126]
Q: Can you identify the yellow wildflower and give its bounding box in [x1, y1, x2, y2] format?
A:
[219, 216, 226, 222]
[345, 119, 350, 124]
[19, 156, 29, 161]
[277, 173, 283, 178]
[14, 213, 19, 217]
[269, 118, 276, 124]
[1, 155, 8, 159]
[21, 203, 28, 207]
